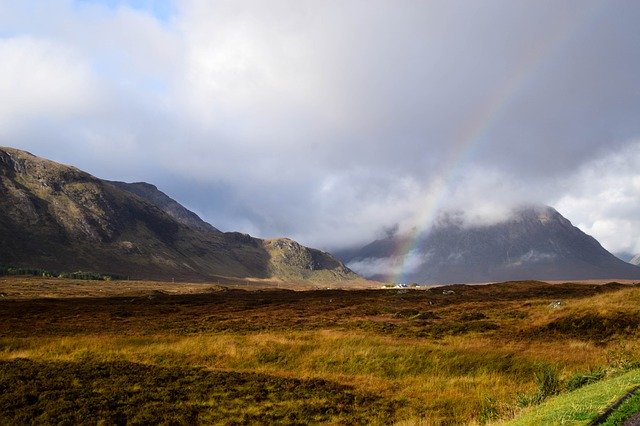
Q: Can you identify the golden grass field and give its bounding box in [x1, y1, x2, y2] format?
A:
[1, 276, 640, 424]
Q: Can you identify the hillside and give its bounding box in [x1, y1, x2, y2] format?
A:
[109, 181, 220, 233]
[338, 205, 640, 283]
[0, 147, 356, 282]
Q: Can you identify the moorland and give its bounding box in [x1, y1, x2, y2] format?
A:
[1, 276, 640, 425]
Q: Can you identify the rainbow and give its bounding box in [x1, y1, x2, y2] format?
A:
[389, 4, 605, 284]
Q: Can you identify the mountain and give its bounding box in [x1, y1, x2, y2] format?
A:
[631, 254, 640, 266]
[0, 147, 356, 282]
[109, 181, 220, 233]
[614, 252, 636, 263]
[337, 205, 640, 284]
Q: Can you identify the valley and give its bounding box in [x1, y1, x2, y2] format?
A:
[4, 3, 640, 424]
[2, 147, 640, 424]
[2, 276, 640, 424]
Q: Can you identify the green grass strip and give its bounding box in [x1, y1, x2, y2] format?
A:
[600, 387, 640, 426]
[501, 369, 640, 426]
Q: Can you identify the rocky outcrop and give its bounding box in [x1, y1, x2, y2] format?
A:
[263, 238, 353, 280]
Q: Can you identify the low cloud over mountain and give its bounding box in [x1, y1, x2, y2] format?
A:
[338, 206, 640, 284]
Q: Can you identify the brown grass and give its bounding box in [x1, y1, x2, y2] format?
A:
[0, 275, 379, 299]
[1, 276, 640, 424]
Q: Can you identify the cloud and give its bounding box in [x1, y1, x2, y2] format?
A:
[1, 1, 640, 254]
[554, 140, 640, 255]
[347, 249, 427, 279]
[0, 36, 97, 135]
[508, 250, 557, 267]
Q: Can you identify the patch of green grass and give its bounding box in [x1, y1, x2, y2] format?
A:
[0, 265, 123, 280]
[601, 387, 640, 425]
[479, 396, 500, 424]
[533, 364, 561, 404]
[566, 368, 606, 391]
[502, 368, 640, 425]
[515, 364, 561, 407]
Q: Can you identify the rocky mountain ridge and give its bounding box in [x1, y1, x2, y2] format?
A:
[0, 147, 356, 282]
[109, 181, 220, 233]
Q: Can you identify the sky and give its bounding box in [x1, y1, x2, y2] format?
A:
[1, 0, 640, 256]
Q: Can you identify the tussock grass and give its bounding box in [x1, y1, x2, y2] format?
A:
[1, 279, 640, 424]
[2, 331, 636, 424]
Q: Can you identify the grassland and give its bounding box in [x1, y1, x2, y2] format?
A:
[502, 368, 640, 425]
[1, 277, 640, 424]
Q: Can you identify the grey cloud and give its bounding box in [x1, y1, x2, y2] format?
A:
[2, 0, 640, 252]
[347, 250, 427, 279]
[554, 140, 640, 255]
[508, 251, 557, 268]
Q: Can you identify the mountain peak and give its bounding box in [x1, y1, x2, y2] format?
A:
[129, 181, 158, 191]
[0, 146, 86, 182]
[109, 180, 219, 233]
[339, 204, 640, 283]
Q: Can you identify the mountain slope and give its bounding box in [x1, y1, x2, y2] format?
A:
[338, 205, 640, 283]
[109, 181, 220, 233]
[0, 147, 356, 282]
[631, 254, 640, 266]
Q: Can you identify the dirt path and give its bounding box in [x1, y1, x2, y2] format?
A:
[624, 412, 640, 426]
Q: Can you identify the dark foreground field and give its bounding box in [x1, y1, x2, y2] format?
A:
[1, 277, 640, 424]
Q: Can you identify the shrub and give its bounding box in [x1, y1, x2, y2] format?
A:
[517, 365, 562, 407]
[566, 369, 605, 391]
[478, 397, 499, 424]
[532, 364, 561, 404]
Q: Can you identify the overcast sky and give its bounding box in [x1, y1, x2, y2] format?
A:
[2, 0, 640, 255]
